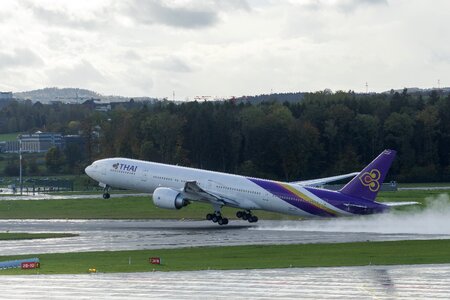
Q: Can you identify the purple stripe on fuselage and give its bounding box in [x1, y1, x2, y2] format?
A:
[305, 187, 389, 215]
[247, 178, 335, 217]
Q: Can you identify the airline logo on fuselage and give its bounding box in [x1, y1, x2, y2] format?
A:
[359, 169, 381, 192]
[112, 163, 138, 173]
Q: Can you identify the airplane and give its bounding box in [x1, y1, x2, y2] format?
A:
[85, 149, 417, 225]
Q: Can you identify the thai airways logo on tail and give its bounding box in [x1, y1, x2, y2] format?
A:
[340, 149, 396, 201]
[359, 169, 381, 192]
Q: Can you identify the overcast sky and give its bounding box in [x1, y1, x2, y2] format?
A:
[1, 0, 449, 99]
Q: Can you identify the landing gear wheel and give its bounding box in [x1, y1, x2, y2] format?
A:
[236, 210, 258, 223]
[207, 209, 229, 225]
[212, 215, 220, 223]
[249, 216, 258, 223]
[218, 217, 229, 225]
[102, 185, 111, 199]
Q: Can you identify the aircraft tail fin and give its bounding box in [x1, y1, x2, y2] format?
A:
[339, 149, 396, 201]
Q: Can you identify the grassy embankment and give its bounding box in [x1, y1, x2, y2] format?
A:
[0, 189, 447, 220]
[0, 233, 78, 240]
[397, 182, 450, 188]
[0, 239, 449, 275]
[0, 133, 20, 142]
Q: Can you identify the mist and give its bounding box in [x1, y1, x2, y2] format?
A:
[255, 194, 450, 235]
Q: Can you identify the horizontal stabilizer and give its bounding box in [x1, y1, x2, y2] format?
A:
[383, 201, 420, 207]
[292, 172, 359, 187]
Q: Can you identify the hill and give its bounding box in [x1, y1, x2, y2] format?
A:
[12, 87, 148, 104]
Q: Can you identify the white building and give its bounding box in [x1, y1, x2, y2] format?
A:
[19, 131, 63, 153]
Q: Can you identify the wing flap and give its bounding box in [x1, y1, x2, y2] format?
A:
[183, 181, 239, 206]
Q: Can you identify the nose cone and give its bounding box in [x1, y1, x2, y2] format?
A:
[85, 164, 94, 178]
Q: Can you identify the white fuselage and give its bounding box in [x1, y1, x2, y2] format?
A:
[85, 158, 351, 218]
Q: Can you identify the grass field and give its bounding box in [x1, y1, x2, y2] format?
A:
[0, 239, 449, 275]
[0, 233, 78, 240]
[397, 182, 450, 188]
[0, 196, 295, 220]
[0, 133, 20, 142]
[0, 189, 448, 220]
[376, 189, 448, 204]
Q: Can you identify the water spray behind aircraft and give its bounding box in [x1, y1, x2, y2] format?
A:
[254, 194, 450, 235]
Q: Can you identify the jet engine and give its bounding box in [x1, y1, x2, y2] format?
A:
[152, 187, 189, 210]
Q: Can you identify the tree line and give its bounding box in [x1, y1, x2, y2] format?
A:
[1, 89, 449, 182]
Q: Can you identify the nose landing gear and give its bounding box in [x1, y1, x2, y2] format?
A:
[102, 185, 111, 199]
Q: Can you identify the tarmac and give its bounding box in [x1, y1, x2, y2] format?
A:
[1, 219, 449, 256]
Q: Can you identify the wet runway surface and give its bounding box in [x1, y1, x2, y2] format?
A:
[2, 212, 450, 299]
[1, 219, 449, 256]
[1, 264, 449, 299]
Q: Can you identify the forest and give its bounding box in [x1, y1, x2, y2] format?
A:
[1, 89, 449, 183]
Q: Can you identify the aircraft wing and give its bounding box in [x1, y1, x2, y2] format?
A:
[382, 201, 420, 207]
[292, 172, 359, 187]
[183, 181, 240, 206]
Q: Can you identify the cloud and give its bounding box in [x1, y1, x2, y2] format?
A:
[299, 0, 388, 12]
[149, 56, 193, 73]
[122, 50, 142, 61]
[126, 0, 219, 29]
[47, 60, 106, 87]
[0, 12, 10, 23]
[23, 2, 108, 30]
[216, 0, 251, 12]
[1, 0, 449, 98]
[331, 0, 388, 12]
[0, 48, 43, 69]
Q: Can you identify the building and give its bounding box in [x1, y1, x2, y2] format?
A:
[1, 131, 84, 153]
[3, 141, 19, 153]
[19, 131, 63, 153]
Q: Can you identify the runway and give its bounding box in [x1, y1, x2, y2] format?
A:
[1, 218, 449, 256]
[1, 264, 449, 299]
[1, 203, 450, 299]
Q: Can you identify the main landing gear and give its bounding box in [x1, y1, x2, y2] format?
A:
[102, 185, 111, 199]
[206, 212, 229, 225]
[205, 204, 258, 226]
[236, 210, 258, 223]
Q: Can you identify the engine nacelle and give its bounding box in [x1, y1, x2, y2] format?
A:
[152, 187, 189, 210]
